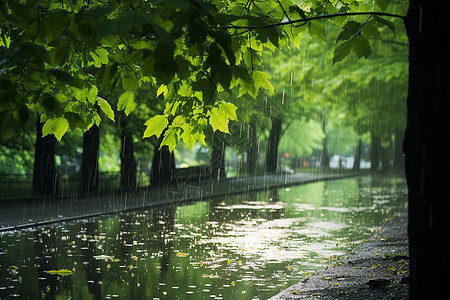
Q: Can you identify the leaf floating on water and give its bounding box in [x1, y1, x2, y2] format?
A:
[46, 269, 73, 276]
[7, 266, 18, 275]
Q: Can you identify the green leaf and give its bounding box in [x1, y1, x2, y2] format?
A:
[336, 21, 361, 42]
[117, 91, 135, 115]
[353, 36, 371, 59]
[218, 102, 238, 121]
[213, 30, 236, 65]
[156, 84, 169, 98]
[87, 85, 98, 103]
[143, 115, 168, 139]
[373, 16, 396, 36]
[252, 70, 274, 95]
[333, 39, 354, 65]
[95, 48, 109, 65]
[42, 117, 68, 141]
[209, 106, 230, 133]
[206, 44, 232, 90]
[181, 122, 206, 150]
[97, 97, 115, 121]
[375, 0, 390, 11]
[122, 73, 138, 93]
[65, 112, 87, 131]
[39, 93, 63, 117]
[208, 102, 237, 134]
[362, 21, 381, 39]
[181, 122, 196, 151]
[90, 48, 109, 68]
[47, 69, 85, 89]
[308, 20, 327, 42]
[160, 126, 178, 152]
[255, 26, 280, 48]
[192, 77, 215, 103]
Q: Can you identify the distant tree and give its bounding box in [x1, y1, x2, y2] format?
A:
[120, 116, 136, 190]
[33, 116, 57, 196]
[81, 125, 99, 193]
[150, 131, 175, 187]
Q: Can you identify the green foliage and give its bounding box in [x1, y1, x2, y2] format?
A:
[0, 0, 406, 152]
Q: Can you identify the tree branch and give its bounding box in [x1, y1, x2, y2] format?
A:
[217, 11, 405, 30]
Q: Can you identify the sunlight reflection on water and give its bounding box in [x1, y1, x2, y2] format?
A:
[0, 176, 407, 299]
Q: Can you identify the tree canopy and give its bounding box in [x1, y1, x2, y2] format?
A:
[0, 0, 406, 151]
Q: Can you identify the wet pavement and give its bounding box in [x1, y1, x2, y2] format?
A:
[0, 171, 355, 231]
[0, 171, 409, 299]
[270, 209, 409, 300]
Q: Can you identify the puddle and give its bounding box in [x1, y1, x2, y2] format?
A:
[0, 176, 407, 299]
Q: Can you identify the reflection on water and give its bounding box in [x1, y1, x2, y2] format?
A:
[0, 176, 407, 299]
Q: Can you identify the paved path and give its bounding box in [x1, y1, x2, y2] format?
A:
[269, 209, 409, 299]
[0, 171, 356, 231]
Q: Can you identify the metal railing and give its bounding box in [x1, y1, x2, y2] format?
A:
[0, 171, 151, 199]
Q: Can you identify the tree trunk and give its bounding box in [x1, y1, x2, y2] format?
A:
[81, 125, 99, 193]
[320, 116, 329, 171]
[246, 123, 258, 175]
[265, 117, 282, 173]
[404, 3, 450, 299]
[150, 134, 175, 187]
[33, 118, 57, 196]
[120, 132, 136, 190]
[211, 131, 226, 180]
[370, 134, 381, 172]
[353, 139, 362, 171]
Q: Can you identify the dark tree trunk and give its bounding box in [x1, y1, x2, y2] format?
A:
[370, 134, 381, 172]
[211, 131, 226, 180]
[81, 125, 99, 193]
[353, 139, 362, 171]
[246, 123, 258, 175]
[265, 117, 282, 173]
[33, 118, 57, 196]
[404, 3, 450, 299]
[320, 116, 329, 171]
[120, 133, 136, 190]
[150, 134, 175, 187]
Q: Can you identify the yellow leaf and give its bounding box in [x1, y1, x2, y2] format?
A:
[46, 269, 73, 276]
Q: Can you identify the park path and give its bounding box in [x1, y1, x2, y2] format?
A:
[269, 209, 409, 299]
[0, 171, 356, 231]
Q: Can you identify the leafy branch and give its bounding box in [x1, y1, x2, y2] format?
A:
[216, 11, 404, 31]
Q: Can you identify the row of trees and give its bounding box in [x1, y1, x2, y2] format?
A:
[0, 21, 407, 197]
[0, 0, 407, 197]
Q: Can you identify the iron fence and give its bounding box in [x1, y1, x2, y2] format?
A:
[0, 171, 151, 199]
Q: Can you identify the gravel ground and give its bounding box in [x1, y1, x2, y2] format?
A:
[270, 210, 409, 300]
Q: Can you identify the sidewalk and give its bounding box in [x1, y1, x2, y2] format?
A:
[269, 209, 409, 299]
[0, 171, 356, 231]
